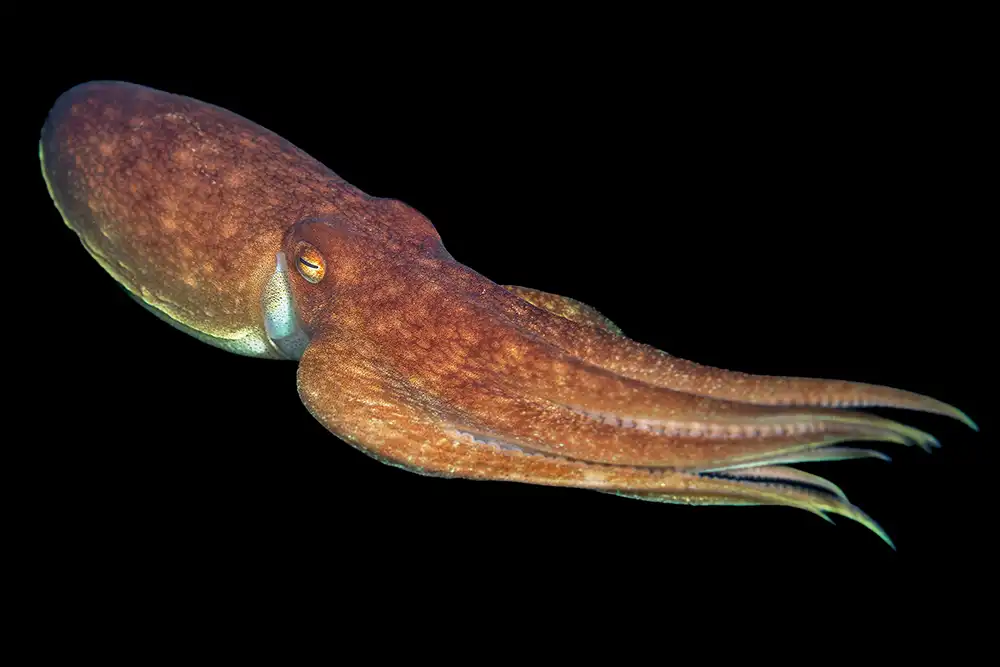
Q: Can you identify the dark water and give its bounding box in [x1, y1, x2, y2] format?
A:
[12, 41, 990, 621]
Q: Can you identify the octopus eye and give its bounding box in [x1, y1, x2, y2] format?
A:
[295, 244, 326, 283]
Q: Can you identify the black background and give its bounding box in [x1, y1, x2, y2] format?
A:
[11, 14, 992, 621]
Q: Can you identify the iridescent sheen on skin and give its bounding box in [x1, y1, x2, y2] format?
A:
[41, 82, 978, 548]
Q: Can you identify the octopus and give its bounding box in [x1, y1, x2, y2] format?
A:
[40, 81, 977, 548]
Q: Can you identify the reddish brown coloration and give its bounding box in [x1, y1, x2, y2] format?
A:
[41, 81, 434, 353]
[502, 286, 623, 334]
[42, 82, 976, 546]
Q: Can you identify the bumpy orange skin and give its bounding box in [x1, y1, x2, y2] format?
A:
[41, 81, 437, 354]
[41, 82, 976, 547]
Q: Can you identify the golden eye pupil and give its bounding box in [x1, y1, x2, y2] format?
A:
[295, 244, 326, 283]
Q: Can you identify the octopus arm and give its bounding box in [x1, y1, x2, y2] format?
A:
[503, 285, 623, 335]
[296, 332, 894, 547]
[302, 279, 948, 469]
[516, 304, 977, 429]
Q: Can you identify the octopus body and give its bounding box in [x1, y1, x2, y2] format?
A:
[40, 81, 977, 547]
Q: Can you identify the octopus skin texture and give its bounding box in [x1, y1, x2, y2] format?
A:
[39, 81, 978, 548]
